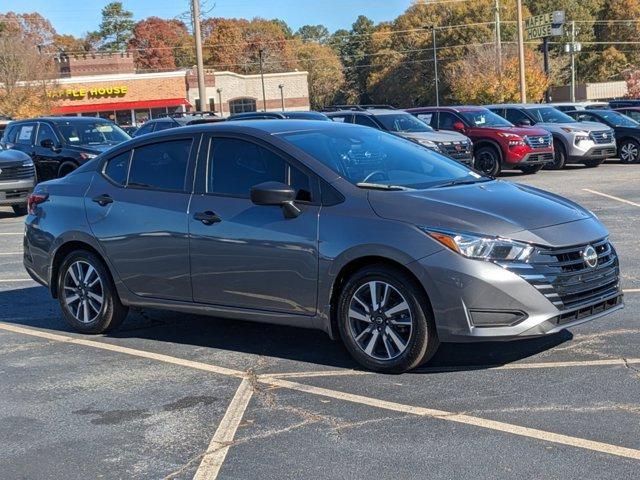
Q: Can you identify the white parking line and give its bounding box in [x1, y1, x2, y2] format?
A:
[261, 377, 640, 461]
[193, 379, 254, 480]
[0, 279, 35, 283]
[0, 232, 23, 236]
[583, 189, 640, 208]
[2, 322, 640, 464]
[0, 252, 22, 256]
[624, 288, 640, 293]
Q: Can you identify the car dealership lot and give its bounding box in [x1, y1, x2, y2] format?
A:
[1, 162, 639, 479]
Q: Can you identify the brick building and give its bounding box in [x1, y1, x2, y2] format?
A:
[51, 55, 310, 126]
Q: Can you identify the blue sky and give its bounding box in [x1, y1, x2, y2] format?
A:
[9, 0, 413, 36]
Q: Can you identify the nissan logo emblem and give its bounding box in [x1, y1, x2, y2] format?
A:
[603, 133, 608, 138]
[582, 245, 598, 269]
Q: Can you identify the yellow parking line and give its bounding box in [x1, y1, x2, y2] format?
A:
[583, 189, 640, 208]
[193, 379, 254, 480]
[260, 377, 640, 461]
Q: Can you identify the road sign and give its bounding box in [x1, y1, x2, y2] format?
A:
[525, 10, 565, 40]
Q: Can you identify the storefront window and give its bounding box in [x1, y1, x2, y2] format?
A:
[135, 109, 150, 126]
[98, 111, 116, 122]
[150, 107, 168, 119]
[229, 98, 257, 114]
[115, 109, 132, 126]
[81, 112, 98, 117]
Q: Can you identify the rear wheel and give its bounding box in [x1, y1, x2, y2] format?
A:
[545, 139, 566, 170]
[337, 265, 439, 373]
[619, 139, 640, 164]
[583, 158, 604, 168]
[519, 164, 543, 174]
[12, 204, 28, 216]
[474, 146, 501, 176]
[57, 250, 128, 334]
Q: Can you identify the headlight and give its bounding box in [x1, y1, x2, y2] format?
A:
[414, 138, 440, 151]
[561, 127, 588, 134]
[420, 228, 534, 262]
[22, 159, 34, 167]
[574, 134, 590, 145]
[497, 132, 526, 147]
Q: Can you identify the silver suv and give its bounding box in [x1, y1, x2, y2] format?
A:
[487, 104, 616, 169]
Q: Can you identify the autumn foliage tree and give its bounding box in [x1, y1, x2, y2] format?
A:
[295, 41, 344, 109]
[129, 17, 193, 71]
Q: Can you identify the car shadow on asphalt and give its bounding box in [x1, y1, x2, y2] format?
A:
[0, 286, 572, 374]
[0, 211, 22, 220]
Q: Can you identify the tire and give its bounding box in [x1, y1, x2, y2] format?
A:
[57, 250, 128, 334]
[57, 162, 78, 178]
[12, 204, 28, 216]
[619, 139, 640, 164]
[473, 146, 501, 177]
[583, 158, 604, 168]
[336, 264, 439, 373]
[519, 164, 543, 174]
[545, 139, 566, 170]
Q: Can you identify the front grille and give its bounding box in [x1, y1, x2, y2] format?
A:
[590, 130, 615, 144]
[591, 147, 616, 156]
[0, 165, 35, 181]
[523, 152, 554, 164]
[515, 238, 621, 311]
[555, 295, 623, 326]
[524, 134, 553, 149]
[438, 141, 472, 159]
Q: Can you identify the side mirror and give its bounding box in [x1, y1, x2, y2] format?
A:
[452, 121, 466, 133]
[40, 139, 58, 150]
[250, 181, 301, 219]
[518, 119, 532, 126]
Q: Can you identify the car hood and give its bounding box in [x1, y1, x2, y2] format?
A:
[480, 126, 549, 136]
[396, 131, 470, 143]
[368, 180, 600, 245]
[66, 143, 116, 154]
[538, 122, 611, 133]
[0, 149, 32, 167]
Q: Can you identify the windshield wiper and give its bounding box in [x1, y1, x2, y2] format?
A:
[433, 178, 490, 188]
[356, 182, 409, 191]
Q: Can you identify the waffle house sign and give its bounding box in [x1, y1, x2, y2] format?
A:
[47, 85, 128, 100]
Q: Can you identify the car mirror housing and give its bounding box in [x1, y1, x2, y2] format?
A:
[250, 181, 301, 219]
[519, 119, 532, 126]
[452, 121, 466, 133]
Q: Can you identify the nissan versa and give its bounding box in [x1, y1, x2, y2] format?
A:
[23, 121, 624, 372]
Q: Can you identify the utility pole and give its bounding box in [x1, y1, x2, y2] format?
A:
[431, 26, 440, 107]
[494, 0, 502, 75]
[191, 0, 208, 111]
[217, 88, 223, 116]
[570, 20, 576, 102]
[259, 49, 267, 112]
[515, 0, 527, 103]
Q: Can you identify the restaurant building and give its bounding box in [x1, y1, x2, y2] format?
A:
[51, 54, 310, 125]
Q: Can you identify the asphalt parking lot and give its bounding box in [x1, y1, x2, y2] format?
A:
[1, 162, 639, 479]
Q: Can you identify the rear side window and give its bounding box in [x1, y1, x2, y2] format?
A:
[3, 124, 18, 143]
[353, 115, 379, 129]
[153, 121, 175, 132]
[15, 124, 36, 146]
[129, 139, 192, 191]
[415, 113, 433, 125]
[329, 115, 351, 123]
[103, 152, 131, 186]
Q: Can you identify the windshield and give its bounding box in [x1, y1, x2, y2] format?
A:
[376, 113, 434, 133]
[279, 126, 487, 190]
[459, 110, 513, 127]
[596, 111, 639, 128]
[58, 121, 130, 146]
[529, 107, 575, 123]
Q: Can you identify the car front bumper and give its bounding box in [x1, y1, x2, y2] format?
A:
[0, 178, 34, 206]
[567, 142, 617, 161]
[409, 239, 623, 342]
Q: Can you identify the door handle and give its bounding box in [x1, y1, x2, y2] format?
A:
[194, 210, 221, 225]
[92, 194, 113, 206]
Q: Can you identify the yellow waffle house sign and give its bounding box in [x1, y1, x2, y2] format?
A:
[47, 86, 128, 100]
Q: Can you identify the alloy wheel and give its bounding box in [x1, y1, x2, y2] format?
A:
[620, 142, 639, 163]
[347, 281, 413, 361]
[475, 151, 498, 176]
[63, 260, 104, 323]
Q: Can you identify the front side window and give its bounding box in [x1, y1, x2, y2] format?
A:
[36, 123, 58, 146]
[129, 139, 192, 191]
[459, 110, 513, 128]
[208, 138, 313, 201]
[57, 121, 130, 146]
[437, 112, 461, 129]
[504, 109, 531, 125]
[279, 126, 486, 190]
[353, 115, 379, 129]
[528, 107, 575, 124]
[229, 98, 257, 115]
[103, 152, 130, 186]
[376, 114, 434, 133]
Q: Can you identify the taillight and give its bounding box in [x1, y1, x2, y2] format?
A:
[27, 193, 48, 214]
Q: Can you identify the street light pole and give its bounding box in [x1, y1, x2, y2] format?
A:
[191, 0, 208, 112]
[515, 0, 527, 103]
[494, 0, 502, 75]
[431, 26, 440, 107]
[570, 21, 576, 102]
[278, 84, 285, 111]
[217, 88, 223, 116]
[259, 49, 267, 112]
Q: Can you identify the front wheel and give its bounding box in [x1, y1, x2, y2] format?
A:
[519, 164, 544, 174]
[57, 250, 128, 334]
[545, 140, 566, 170]
[619, 139, 640, 164]
[474, 146, 501, 176]
[337, 265, 439, 373]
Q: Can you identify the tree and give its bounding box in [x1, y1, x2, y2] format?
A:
[445, 46, 549, 104]
[295, 41, 344, 109]
[0, 13, 57, 118]
[129, 17, 193, 71]
[95, 2, 135, 51]
[334, 15, 376, 103]
[295, 24, 330, 44]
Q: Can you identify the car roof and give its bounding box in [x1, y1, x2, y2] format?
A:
[10, 116, 114, 124]
[485, 104, 559, 109]
[326, 109, 408, 116]
[407, 106, 488, 113]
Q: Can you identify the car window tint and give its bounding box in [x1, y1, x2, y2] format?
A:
[504, 108, 529, 124]
[135, 122, 155, 136]
[103, 152, 130, 186]
[415, 113, 433, 124]
[3, 125, 18, 143]
[353, 115, 379, 129]
[329, 115, 350, 123]
[625, 110, 640, 122]
[36, 124, 57, 146]
[208, 138, 287, 198]
[129, 139, 191, 191]
[16, 124, 36, 146]
[438, 112, 458, 129]
[153, 121, 175, 132]
[289, 164, 313, 202]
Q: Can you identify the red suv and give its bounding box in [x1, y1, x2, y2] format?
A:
[406, 106, 554, 176]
